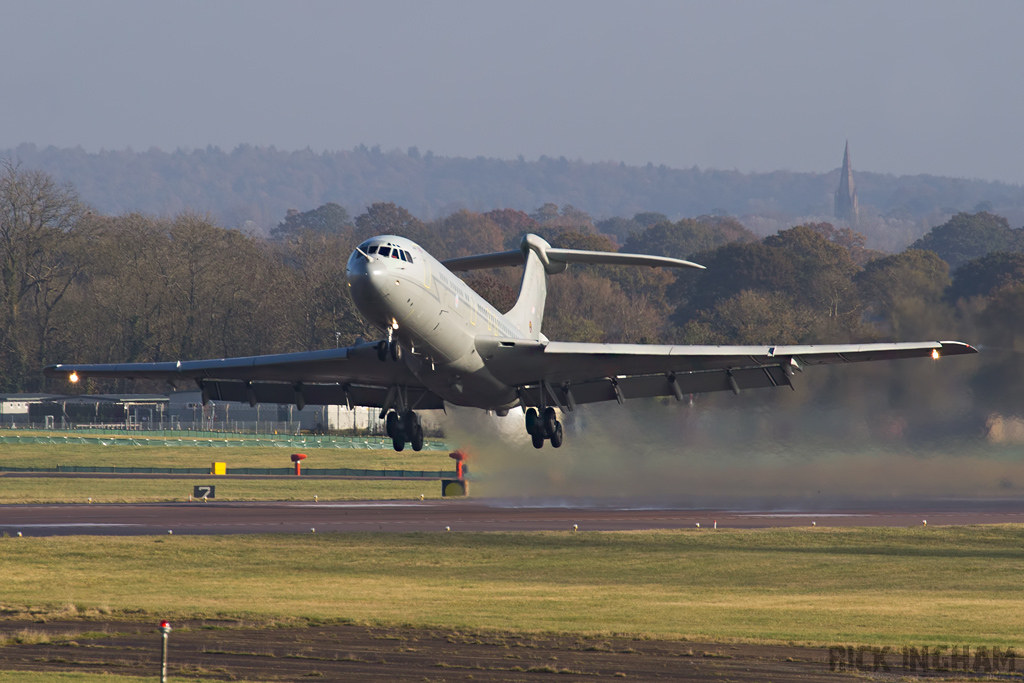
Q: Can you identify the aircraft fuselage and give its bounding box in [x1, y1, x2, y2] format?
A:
[345, 235, 520, 409]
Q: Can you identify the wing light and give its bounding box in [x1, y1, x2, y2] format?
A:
[69, 371, 79, 383]
[931, 349, 940, 360]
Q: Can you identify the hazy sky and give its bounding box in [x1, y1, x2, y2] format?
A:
[3, 1, 1023, 183]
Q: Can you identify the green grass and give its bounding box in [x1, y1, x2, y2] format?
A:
[0, 673, 249, 683]
[0, 442, 451, 470]
[0, 477, 443, 503]
[0, 442, 453, 502]
[2, 526, 1023, 648]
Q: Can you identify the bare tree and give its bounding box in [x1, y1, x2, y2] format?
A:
[0, 160, 88, 390]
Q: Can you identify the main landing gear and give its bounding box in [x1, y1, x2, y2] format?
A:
[385, 409, 424, 452]
[525, 406, 563, 449]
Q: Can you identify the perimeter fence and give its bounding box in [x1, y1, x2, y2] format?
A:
[0, 433, 448, 451]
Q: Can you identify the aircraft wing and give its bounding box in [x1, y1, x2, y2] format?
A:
[43, 342, 445, 410]
[476, 338, 978, 408]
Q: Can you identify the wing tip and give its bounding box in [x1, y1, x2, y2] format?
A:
[938, 341, 979, 355]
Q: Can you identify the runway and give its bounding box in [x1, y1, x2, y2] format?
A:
[2, 498, 1023, 535]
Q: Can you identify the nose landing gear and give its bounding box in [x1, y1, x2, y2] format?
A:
[376, 339, 402, 362]
[525, 406, 563, 449]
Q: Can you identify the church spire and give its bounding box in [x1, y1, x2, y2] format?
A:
[834, 140, 859, 223]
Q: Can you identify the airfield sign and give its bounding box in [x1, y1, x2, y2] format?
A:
[193, 485, 215, 500]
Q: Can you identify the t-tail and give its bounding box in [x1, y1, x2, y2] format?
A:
[441, 233, 706, 340]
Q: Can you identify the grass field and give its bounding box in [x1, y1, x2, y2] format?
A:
[0, 673, 239, 683]
[0, 442, 451, 470]
[0, 442, 453, 502]
[2, 526, 1023, 648]
[0, 477, 443, 503]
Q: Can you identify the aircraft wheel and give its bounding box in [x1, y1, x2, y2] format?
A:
[411, 423, 424, 451]
[403, 411, 417, 440]
[393, 434, 406, 452]
[531, 430, 545, 449]
[550, 421, 563, 448]
[390, 340, 402, 361]
[376, 341, 388, 362]
[385, 411, 398, 439]
[542, 407, 557, 438]
[524, 407, 538, 435]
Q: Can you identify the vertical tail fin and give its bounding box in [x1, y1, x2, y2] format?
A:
[505, 234, 562, 340]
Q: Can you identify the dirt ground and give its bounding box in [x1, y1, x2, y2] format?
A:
[0, 618, 985, 682]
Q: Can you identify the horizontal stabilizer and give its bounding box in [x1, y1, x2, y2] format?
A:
[546, 248, 704, 270]
[442, 240, 704, 272]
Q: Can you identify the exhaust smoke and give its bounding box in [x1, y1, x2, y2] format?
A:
[439, 381, 1022, 510]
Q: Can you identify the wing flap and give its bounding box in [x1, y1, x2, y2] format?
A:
[480, 337, 977, 405]
[44, 342, 445, 409]
[202, 380, 444, 410]
[518, 366, 791, 407]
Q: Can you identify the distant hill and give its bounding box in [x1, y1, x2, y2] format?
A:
[6, 143, 1024, 251]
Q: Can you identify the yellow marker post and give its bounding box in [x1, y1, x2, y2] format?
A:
[211, 462, 226, 475]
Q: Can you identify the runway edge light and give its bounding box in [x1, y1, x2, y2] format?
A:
[159, 620, 171, 683]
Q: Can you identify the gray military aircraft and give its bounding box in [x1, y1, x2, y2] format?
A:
[46, 233, 976, 451]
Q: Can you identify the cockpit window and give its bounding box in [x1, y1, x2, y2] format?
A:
[391, 250, 400, 259]
[403, 250, 413, 262]
[367, 245, 378, 254]
[399, 250, 408, 262]
[378, 247, 391, 257]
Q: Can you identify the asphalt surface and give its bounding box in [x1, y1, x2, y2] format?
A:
[2, 498, 1023, 536]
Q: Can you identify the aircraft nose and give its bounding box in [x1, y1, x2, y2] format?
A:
[346, 251, 385, 303]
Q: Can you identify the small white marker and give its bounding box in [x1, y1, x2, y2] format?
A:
[713, 520, 717, 529]
[445, 526, 450, 532]
[310, 527, 315, 533]
[88, 498, 92, 504]
[923, 520, 927, 526]
[420, 494, 424, 500]
[573, 524, 578, 531]
[812, 521, 816, 527]
[167, 530, 172, 535]
[314, 495, 318, 502]
[17, 532, 22, 537]
[695, 522, 700, 528]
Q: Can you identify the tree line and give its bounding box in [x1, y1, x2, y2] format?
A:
[9, 143, 1024, 250]
[5, 162, 1023, 441]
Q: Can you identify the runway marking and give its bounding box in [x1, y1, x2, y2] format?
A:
[742, 513, 873, 518]
[287, 502, 428, 508]
[0, 528, 142, 532]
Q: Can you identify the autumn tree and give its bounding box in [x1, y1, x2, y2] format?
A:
[910, 211, 1024, 269]
[482, 208, 539, 249]
[947, 251, 1024, 302]
[353, 202, 424, 243]
[622, 216, 756, 261]
[420, 210, 504, 260]
[856, 249, 951, 338]
[271, 202, 352, 240]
